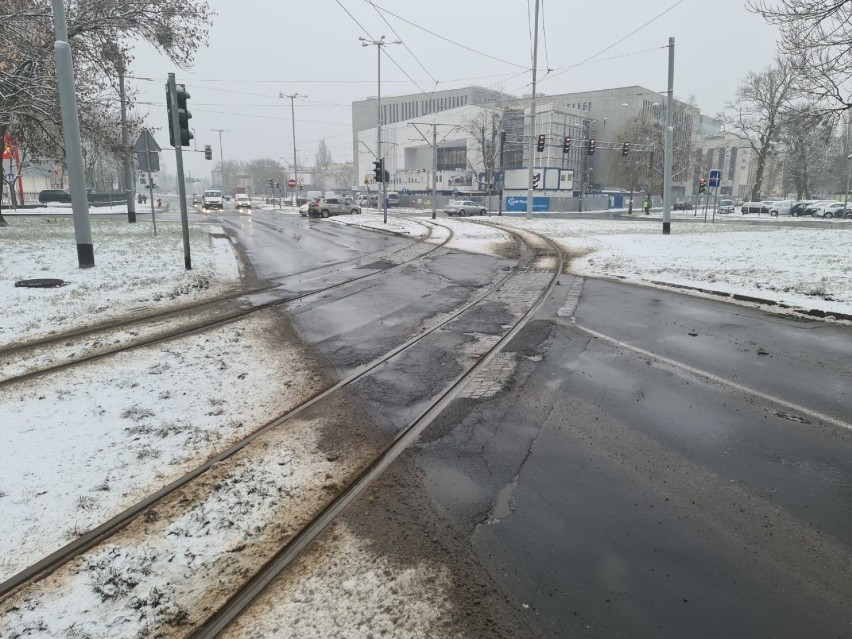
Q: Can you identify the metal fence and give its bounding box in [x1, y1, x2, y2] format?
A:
[1, 191, 128, 207]
[397, 193, 613, 214]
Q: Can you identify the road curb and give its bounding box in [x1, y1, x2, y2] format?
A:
[648, 280, 852, 323]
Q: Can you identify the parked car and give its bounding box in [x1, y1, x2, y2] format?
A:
[443, 200, 487, 216]
[234, 193, 252, 210]
[201, 189, 224, 210]
[789, 200, 816, 217]
[719, 199, 735, 214]
[673, 201, 693, 210]
[809, 201, 845, 218]
[741, 201, 770, 215]
[803, 200, 837, 216]
[768, 200, 794, 216]
[38, 189, 71, 204]
[308, 197, 361, 218]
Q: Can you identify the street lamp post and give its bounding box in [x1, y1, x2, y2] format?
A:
[360, 35, 401, 224]
[280, 92, 305, 205]
[211, 128, 229, 193]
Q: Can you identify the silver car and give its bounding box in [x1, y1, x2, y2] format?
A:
[308, 197, 362, 218]
[443, 200, 487, 216]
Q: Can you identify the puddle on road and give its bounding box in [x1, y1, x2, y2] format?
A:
[491, 480, 517, 522]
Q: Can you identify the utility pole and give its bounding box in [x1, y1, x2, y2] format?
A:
[118, 62, 136, 223]
[281, 93, 304, 205]
[211, 128, 229, 193]
[498, 130, 506, 216]
[662, 36, 675, 235]
[50, 0, 94, 268]
[432, 124, 438, 220]
[361, 35, 401, 224]
[526, 0, 541, 220]
[410, 122, 457, 220]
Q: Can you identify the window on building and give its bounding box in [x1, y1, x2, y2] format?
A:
[437, 146, 467, 171]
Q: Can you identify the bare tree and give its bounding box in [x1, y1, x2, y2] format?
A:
[778, 104, 838, 198]
[462, 108, 503, 193]
[313, 139, 333, 192]
[722, 58, 797, 201]
[245, 158, 284, 193]
[750, 0, 852, 116]
[613, 100, 697, 197]
[0, 0, 213, 225]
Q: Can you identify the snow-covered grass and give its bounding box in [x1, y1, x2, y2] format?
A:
[493, 218, 852, 316]
[0, 311, 324, 583]
[0, 217, 240, 346]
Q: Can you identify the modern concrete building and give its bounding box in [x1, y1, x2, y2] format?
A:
[696, 132, 761, 200]
[352, 84, 723, 205]
[351, 86, 514, 184]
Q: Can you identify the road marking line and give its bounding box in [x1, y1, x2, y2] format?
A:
[573, 324, 852, 432]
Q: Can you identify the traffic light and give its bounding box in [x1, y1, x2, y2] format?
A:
[373, 159, 384, 182]
[622, 142, 630, 157]
[563, 137, 572, 154]
[699, 177, 707, 193]
[204, 145, 212, 160]
[384, 169, 390, 183]
[275, 181, 280, 189]
[588, 139, 596, 155]
[536, 134, 546, 152]
[268, 178, 274, 188]
[166, 84, 193, 147]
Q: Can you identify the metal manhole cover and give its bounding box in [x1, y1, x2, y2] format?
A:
[14, 278, 65, 288]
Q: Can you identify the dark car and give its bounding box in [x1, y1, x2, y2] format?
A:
[38, 189, 72, 204]
[741, 201, 770, 215]
[789, 201, 815, 217]
[673, 201, 693, 210]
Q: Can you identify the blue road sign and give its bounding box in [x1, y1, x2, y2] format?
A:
[709, 169, 721, 188]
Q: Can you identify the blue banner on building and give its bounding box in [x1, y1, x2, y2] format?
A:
[505, 196, 549, 212]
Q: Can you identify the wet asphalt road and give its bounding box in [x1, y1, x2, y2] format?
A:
[417, 276, 852, 638]
[227, 213, 851, 637]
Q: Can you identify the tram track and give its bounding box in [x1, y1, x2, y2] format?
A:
[0, 217, 445, 386]
[0, 222, 564, 639]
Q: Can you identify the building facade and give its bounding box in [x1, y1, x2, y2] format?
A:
[351, 86, 514, 185]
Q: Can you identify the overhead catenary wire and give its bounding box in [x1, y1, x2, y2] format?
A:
[367, 1, 529, 70]
[367, 0, 438, 85]
[541, 0, 687, 83]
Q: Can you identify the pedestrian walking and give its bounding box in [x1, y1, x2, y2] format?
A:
[644, 199, 650, 215]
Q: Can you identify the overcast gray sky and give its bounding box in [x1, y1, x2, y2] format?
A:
[130, 0, 779, 178]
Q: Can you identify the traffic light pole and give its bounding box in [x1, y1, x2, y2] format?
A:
[167, 73, 191, 270]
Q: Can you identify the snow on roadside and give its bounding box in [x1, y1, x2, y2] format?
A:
[0, 218, 241, 346]
[486, 217, 852, 317]
[0, 310, 325, 583]
[222, 522, 454, 639]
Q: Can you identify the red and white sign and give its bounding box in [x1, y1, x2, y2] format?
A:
[287, 178, 297, 188]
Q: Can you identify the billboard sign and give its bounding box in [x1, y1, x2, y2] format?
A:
[505, 196, 549, 212]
